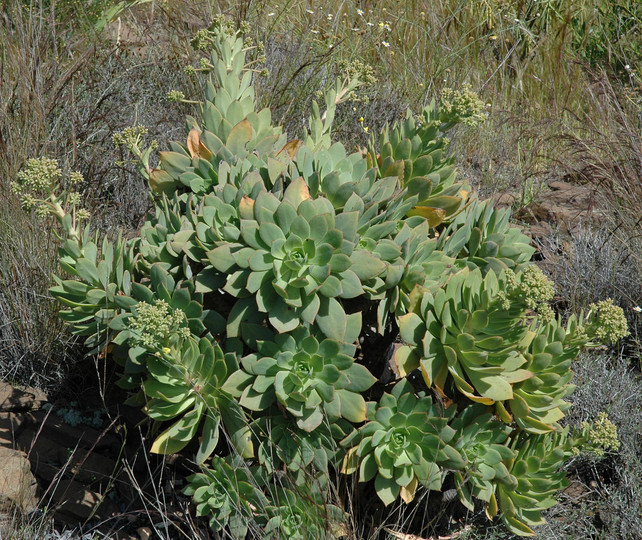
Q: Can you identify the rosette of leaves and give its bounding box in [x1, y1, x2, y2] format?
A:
[206, 178, 383, 341]
[341, 379, 463, 505]
[223, 326, 376, 431]
[184, 455, 268, 539]
[51, 229, 136, 353]
[436, 198, 535, 273]
[495, 429, 576, 536]
[505, 321, 578, 434]
[449, 404, 516, 514]
[107, 264, 224, 384]
[367, 217, 457, 331]
[135, 193, 204, 277]
[366, 104, 471, 227]
[508, 300, 628, 434]
[293, 139, 416, 236]
[253, 414, 343, 487]
[140, 334, 253, 461]
[263, 486, 346, 540]
[395, 267, 536, 404]
[149, 18, 289, 197]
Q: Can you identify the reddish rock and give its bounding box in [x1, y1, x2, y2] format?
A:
[0, 382, 46, 413]
[0, 447, 38, 514]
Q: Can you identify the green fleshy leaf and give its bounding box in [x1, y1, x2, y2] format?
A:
[359, 453, 378, 482]
[316, 297, 347, 341]
[337, 389, 367, 422]
[343, 364, 377, 392]
[196, 413, 220, 464]
[350, 250, 386, 281]
[268, 301, 299, 333]
[375, 474, 401, 506]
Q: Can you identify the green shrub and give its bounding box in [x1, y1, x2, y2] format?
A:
[13, 16, 630, 538]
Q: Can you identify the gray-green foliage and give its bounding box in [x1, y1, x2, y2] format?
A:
[20, 15, 629, 539]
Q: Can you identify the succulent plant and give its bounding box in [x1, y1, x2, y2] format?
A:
[107, 264, 223, 372]
[206, 178, 381, 341]
[141, 335, 252, 462]
[185, 455, 268, 539]
[495, 429, 577, 537]
[505, 320, 578, 434]
[437, 198, 535, 273]
[395, 267, 537, 404]
[370, 218, 456, 330]
[32, 15, 630, 539]
[449, 404, 516, 513]
[50, 225, 141, 356]
[263, 486, 346, 540]
[366, 103, 472, 227]
[224, 326, 376, 431]
[253, 413, 343, 487]
[508, 299, 628, 434]
[341, 379, 463, 505]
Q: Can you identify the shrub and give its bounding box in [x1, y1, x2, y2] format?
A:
[14, 16, 629, 538]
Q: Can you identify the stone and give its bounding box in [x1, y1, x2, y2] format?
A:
[0, 412, 26, 447]
[21, 410, 121, 454]
[492, 191, 517, 208]
[48, 478, 118, 523]
[519, 180, 605, 235]
[0, 383, 37, 412]
[0, 447, 38, 514]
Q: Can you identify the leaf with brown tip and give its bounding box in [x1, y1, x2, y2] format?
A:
[283, 177, 311, 208]
[407, 206, 447, 227]
[187, 128, 213, 161]
[149, 169, 179, 195]
[227, 118, 252, 156]
[277, 139, 302, 159]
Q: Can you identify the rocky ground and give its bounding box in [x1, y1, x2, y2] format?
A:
[0, 381, 200, 539]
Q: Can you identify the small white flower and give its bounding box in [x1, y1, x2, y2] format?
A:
[382, 40, 390, 48]
[633, 306, 642, 312]
[366, 22, 374, 27]
[327, 14, 333, 20]
[267, 12, 275, 16]
[625, 64, 631, 70]
[311, 29, 319, 34]
[306, 9, 314, 14]
[357, 9, 364, 16]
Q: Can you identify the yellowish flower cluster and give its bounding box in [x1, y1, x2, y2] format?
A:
[588, 299, 629, 344]
[581, 411, 620, 457]
[441, 84, 487, 126]
[129, 300, 190, 348]
[112, 125, 149, 152]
